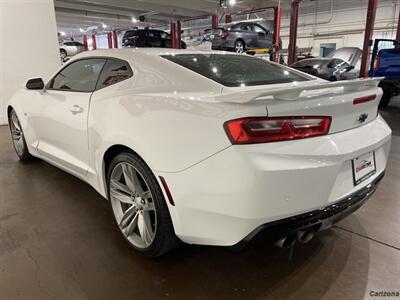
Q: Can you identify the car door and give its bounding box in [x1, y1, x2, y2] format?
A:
[35, 58, 106, 178]
[239, 24, 256, 48]
[146, 30, 162, 47]
[253, 24, 270, 49]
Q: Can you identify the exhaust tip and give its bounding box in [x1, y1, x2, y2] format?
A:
[275, 234, 297, 249]
[297, 230, 315, 244]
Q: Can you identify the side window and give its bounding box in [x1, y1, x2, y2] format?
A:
[160, 32, 169, 39]
[64, 42, 74, 46]
[254, 25, 266, 34]
[240, 24, 252, 31]
[48, 58, 106, 92]
[96, 58, 133, 90]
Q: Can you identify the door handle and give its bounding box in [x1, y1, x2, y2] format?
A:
[70, 105, 84, 114]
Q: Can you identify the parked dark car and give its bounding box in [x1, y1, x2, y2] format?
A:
[211, 22, 273, 54]
[122, 29, 187, 49]
[290, 47, 361, 81]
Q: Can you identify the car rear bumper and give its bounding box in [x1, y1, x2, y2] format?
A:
[234, 171, 385, 247]
[160, 115, 391, 246]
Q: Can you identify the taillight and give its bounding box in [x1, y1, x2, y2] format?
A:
[353, 94, 376, 105]
[221, 31, 229, 39]
[224, 116, 331, 144]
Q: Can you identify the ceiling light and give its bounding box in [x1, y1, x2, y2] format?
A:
[229, 0, 236, 5]
[132, 17, 138, 23]
[102, 23, 107, 29]
[60, 31, 66, 36]
[79, 28, 84, 33]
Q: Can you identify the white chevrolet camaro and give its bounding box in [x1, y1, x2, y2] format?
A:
[7, 49, 391, 257]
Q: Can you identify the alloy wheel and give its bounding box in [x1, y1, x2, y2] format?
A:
[235, 41, 244, 53]
[109, 162, 157, 249]
[9, 111, 25, 156]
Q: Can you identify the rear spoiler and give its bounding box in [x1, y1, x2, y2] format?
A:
[217, 78, 385, 104]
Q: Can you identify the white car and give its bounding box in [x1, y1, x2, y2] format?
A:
[7, 49, 391, 257]
[59, 41, 85, 60]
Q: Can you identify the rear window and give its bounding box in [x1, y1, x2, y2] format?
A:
[162, 54, 309, 87]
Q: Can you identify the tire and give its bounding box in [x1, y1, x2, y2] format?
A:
[107, 152, 179, 257]
[234, 40, 245, 54]
[8, 109, 34, 161]
[328, 76, 337, 82]
[379, 90, 392, 108]
[60, 49, 67, 61]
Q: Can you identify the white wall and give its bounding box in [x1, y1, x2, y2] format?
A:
[0, 0, 60, 125]
[279, 0, 400, 57]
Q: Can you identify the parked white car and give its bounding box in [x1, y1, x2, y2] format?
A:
[7, 49, 391, 257]
[59, 41, 85, 60]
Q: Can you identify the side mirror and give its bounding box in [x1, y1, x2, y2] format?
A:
[26, 78, 44, 90]
[347, 66, 355, 71]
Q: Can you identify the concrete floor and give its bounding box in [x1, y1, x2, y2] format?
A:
[1, 106, 400, 300]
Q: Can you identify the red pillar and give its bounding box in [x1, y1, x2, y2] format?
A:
[273, 5, 282, 63]
[360, 0, 378, 78]
[176, 20, 182, 49]
[92, 34, 97, 50]
[113, 31, 118, 48]
[288, 0, 301, 65]
[107, 32, 113, 48]
[171, 22, 177, 48]
[83, 34, 88, 51]
[212, 14, 219, 29]
[225, 14, 232, 24]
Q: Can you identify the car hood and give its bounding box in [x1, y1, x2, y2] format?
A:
[326, 47, 362, 66]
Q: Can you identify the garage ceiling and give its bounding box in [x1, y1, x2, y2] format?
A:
[55, 0, 288, 34]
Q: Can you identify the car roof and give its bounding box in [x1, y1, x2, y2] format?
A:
[70, 48, 239, 61]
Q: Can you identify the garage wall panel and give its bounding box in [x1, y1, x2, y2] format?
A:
[0, 0, 60, 125]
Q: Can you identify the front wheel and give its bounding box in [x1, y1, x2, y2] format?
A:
[234, 40, 245, 54]
[8, 109, 34, 161]
[107, 152, 179, 257]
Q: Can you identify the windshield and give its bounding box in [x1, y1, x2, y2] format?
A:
[291, 59, 330, 69]
[162, 54, 310, 87]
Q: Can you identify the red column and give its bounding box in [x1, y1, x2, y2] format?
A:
[225, 14, 232, 24]
[92, 34, 97, 50]
[171, 22, 177, 48]
[83, 34, 88, 51]
[212, 15, 219, 29]
[360, 0, 378, 77]
[288, 0, 301, 65]
[113, 31, 118, 48]
[273, 5, 282, 63]
[176, 20, 182, 49]
[107, 32, 113, 48]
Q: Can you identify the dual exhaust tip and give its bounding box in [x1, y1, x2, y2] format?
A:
[275, 229, 315, 249]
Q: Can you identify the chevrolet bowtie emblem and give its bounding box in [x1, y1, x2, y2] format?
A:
[358, 113, 368, 123]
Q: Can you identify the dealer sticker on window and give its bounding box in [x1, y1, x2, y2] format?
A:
[352, 151, 376, 185]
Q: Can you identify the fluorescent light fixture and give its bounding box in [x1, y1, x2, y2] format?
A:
[102, 23, 107, 29]
[132, 17, 138, 23]
[79, 28, 84, 33]
[60, 31, 66, 36]
[229, 0, 236, 5]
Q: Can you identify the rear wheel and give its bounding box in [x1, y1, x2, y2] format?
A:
[107, 152, 179, 257]
[234, 40, 245, 54]
[379, 90, 392, 108]
[8, 109, 33, 161]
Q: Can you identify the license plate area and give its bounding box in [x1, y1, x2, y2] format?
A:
[352, 151, 376, 186]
